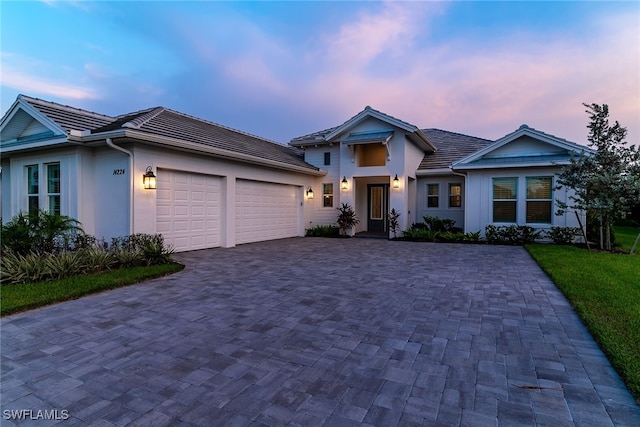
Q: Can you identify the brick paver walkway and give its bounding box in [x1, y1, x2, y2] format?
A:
[1, 238, 639, 426]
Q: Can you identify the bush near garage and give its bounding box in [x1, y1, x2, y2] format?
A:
[1, 211, 175, 285]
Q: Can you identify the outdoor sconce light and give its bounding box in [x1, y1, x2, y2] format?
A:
[306, 187, 314, 199]
[393, 174, 400, 189]
[143, 166, 157, 190]
[341, 176, 348, 190]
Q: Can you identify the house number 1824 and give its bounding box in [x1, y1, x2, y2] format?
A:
[113, 169, 126, 175]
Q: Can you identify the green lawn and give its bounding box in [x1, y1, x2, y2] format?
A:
[615, 225, 640, 253]
[0, 263, 184, 316]
[526, 240, 640, 402]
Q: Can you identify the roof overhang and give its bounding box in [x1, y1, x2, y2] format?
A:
[68, 129, 326, 177]
[416, 168, 457, 176]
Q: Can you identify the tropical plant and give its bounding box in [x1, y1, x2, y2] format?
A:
[388, 208, 401, 238]
[336, 203, 359, 236]
[1, 210, 83, 255]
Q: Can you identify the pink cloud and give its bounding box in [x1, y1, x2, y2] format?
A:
[290, 6, 639, 145]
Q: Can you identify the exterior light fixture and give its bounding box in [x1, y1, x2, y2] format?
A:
[306, 187, 314, 199]
[143, 166, 157, 190]
[393, 174, 400, 189]
[341, 176, 348, 190]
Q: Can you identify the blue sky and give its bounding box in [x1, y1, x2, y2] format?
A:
[2, 1, 639, 146]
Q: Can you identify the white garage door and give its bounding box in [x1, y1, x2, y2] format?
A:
[156, 170, 222, 252]
[235, 180, 299, 245]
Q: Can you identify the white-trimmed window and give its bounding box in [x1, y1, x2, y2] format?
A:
[25, 162, 61, 215]
[526, 177, 552, 223]
[493, 177, 517, 222]
[47, 163, 61, 215]
[427, 184, 439, 208]
[449, 183, 462, 208]
[26, 165, 39, 215]
[323, 183, 333, 208]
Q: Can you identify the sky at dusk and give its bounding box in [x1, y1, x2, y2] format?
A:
[1, 1, 639, 146]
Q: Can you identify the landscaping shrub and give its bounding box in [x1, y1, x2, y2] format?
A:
[305, 225, 340, 237]
[437, 231, 465, 242]
[422, 215, 460, 232]
[485, 224, 543, 245]
[1, 210, 83, 255]
[111, 234, 174, 266]
[0, 250, 49, 284]
[463, 231, 482, 242]
[546, 226, 581, 245]
[402, 228, 440, 242]
[1, 227, 175, 285]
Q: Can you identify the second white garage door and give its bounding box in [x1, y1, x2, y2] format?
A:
[235, 180, 300, 245]
[156, 170, 222, 252]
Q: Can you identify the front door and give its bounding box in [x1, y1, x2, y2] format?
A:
[368, 184, 389, 233]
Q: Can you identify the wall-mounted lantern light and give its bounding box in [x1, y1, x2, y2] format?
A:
[393, 174, 400, 189]
[306, 187, 314, 199]
[341, 176, 348, 190]
[143, 166, 157, 190]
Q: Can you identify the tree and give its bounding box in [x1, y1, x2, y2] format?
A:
[556, 103, 640, 251]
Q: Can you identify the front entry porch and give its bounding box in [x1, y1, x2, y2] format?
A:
[350, 176, 393, 235]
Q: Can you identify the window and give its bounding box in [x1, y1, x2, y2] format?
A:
[324, 152, 331, 166]
[427, 184, 439, 208]
[449, 183, 461, 208]
[25, 162, 61, 215]
[493, 178, 517, 222]
[47, 163, 61, 215]
[27, 165, 39, 215]
[526, 177, 552, 223]
[323, 183, 333, 207]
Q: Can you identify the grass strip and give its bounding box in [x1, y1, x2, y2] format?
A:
[615, 226, 640, 253]
[1, 263, 184, 316]
[525, 243, 640, 402]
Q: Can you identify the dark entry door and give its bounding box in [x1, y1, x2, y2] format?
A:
[368, 184, 389, 232]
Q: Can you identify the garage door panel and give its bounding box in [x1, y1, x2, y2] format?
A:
[235, 180, 299, 245]
[157, 170, 221, 252]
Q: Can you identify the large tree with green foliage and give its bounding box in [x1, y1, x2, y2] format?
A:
[556, 103, 640, 251]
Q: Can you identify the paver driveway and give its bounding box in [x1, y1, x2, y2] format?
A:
[1, 238, 639, 426]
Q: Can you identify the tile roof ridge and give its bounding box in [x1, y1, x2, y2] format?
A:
[121, 107, 165, 129]
[290, 125, 339, 142]
[159, 107, 289, 147]
[18, 94, 114, 120]
[422, 127, 493, 142]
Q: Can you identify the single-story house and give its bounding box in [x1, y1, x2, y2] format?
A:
[1, 95, 589, 251]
